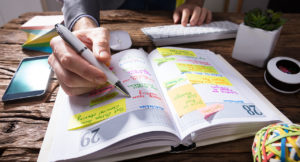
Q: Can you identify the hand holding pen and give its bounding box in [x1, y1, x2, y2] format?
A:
[49, 25, 129, 96]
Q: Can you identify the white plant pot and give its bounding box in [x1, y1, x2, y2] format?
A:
[232, 23, 282, 68]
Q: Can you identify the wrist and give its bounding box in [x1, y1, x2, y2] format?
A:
[185, 0, 204, 6]
[72, 17, 98, 31]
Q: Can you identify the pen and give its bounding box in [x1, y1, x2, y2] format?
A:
[54, 24, 130, 97]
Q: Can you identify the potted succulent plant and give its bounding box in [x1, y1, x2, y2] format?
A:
[232, 8, 286, 67]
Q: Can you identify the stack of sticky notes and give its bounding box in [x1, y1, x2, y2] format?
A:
[20, 15, 64, 53]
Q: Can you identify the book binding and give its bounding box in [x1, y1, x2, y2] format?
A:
[170, 143, 196, 153]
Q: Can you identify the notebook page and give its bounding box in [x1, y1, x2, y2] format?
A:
[49, 49, 179, 161]
[148, 47, 283, 140]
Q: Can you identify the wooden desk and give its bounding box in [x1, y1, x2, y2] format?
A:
[0, 10, 299, 161]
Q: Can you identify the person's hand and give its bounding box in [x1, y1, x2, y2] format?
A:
[49, 27, 111, 96]
[173, 0, 212, 26]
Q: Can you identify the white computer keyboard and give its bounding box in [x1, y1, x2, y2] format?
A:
[141, 21, 239, 46]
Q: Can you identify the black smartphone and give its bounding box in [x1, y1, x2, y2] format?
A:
[2, 55, 52, 102]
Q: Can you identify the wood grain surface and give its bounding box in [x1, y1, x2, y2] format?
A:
[0, 10, 299, 162]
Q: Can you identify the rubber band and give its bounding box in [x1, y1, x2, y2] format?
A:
[262, 129, 269, 162]
[252, 123, 300, 162]
[281, 137, 286, 161]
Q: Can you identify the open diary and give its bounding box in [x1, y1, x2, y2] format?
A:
[38, 47, 290, 162]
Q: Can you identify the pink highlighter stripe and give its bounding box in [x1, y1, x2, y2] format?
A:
[89, 85, 115, 97]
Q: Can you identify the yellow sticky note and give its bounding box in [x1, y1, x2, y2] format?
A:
[68, 98, 126, 130]
[90, 92, 119, 107]
[185, 74, 232, 86]
[23, 30, 58, 45]
[168, 83, 206, 117]
[176, 63, 218, 74]
[157, 48, 196, 57]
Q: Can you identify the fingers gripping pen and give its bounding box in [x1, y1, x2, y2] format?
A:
[54, 24, 130, 97]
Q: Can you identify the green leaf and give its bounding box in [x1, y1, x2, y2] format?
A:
[244, 8, 286, 31]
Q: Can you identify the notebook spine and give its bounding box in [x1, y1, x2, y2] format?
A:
[170, 143, 196, 153]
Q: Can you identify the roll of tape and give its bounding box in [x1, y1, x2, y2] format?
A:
[264, 56, 300, 94]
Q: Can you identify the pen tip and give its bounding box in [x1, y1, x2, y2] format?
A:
[115, 81, 131, 97]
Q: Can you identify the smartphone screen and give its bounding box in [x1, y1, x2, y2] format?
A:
[2, 55, 52, 102]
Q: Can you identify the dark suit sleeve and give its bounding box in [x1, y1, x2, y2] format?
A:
[62, 0, 100, 30]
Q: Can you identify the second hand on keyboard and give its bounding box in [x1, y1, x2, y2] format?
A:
[141, 21, 239, 46]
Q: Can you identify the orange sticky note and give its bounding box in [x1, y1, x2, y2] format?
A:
[168, 83, 206, 117]
[199, 103, 224, 119]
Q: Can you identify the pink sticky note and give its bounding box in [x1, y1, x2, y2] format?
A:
[199, 103, 224, 119]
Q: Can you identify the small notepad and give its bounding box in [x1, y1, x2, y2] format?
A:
[20, 15, 64, 53]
